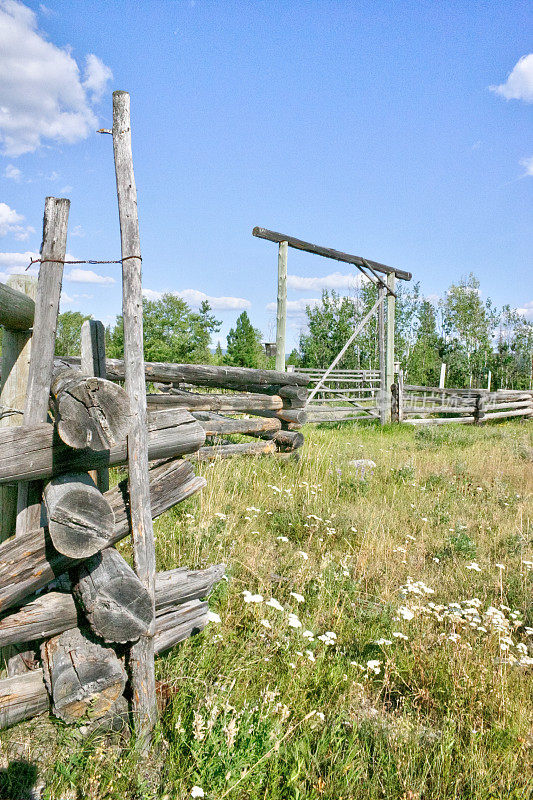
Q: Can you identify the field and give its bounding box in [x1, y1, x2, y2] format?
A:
[1, 421, 532, 800]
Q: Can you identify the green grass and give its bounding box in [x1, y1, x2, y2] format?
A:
[3, 421, 532, 800]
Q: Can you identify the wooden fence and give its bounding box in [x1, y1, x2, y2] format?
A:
[392, 382, 533, 425]
[297, 368, 381, 422]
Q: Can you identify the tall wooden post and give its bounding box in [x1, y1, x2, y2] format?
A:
[377, 284, 386, 425]
[112, 90, 157, 746]
[275, 240, 288, 372]
[439, 362, 446, 389]
[0, 276, 37, 542]
[81, 320, 109, 493]
[385, 272, 396, 423]
[17, 198, 70, 535]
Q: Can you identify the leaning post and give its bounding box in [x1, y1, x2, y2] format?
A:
[112, 89, 157, 747]
[0, 275, 37, 541]
[385, 272, 396, 423]
[17, 198, 70, 535]
[275, 240, 288, 372]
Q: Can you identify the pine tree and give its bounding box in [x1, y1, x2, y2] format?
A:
[225, 311, 264, 368]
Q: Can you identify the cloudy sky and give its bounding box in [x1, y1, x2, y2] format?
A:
[0, 0, 531, 348]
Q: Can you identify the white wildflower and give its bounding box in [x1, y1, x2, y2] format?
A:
[288, 613, 302, 628]
[266, 598, 284, 611]
[396, 606, 415, 621]
[290, 592, 305, 603]
[297, 551, 309, 560]
[191, 787, 205, 798]
[466, 562, 482, 572]
[260, 619, 272, 629]
[207, 611, 221, 624]
[366, 659, 382, 674]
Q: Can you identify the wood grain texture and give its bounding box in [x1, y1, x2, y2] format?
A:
[43, 472, 115, 558]
[0, 280, 36, 331]
[51, 366, 132, 451]
[0, 564, 225, 648]
[112, 89, 156, 741]
[41, 627, 127, 723]
[0, 276, 37, 542]
[193, 441, 277, 461]
[80, 320, 110, 491]
[72, 548, 153, 643]
[58, 356, 310, 389]
[0, 407, 206, 484]
[146, 391, 283, 413]
[17, 198, 70, 535]
[0, 458, 206, 613]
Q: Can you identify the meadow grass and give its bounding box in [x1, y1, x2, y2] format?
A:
[1, 421, 531, 800]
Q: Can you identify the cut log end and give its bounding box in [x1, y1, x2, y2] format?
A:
[44, 473, 115, 558]
[72, 548, 153, 644]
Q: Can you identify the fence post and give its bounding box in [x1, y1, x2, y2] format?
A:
[0, 276, 37, 542]
[81, 320, 109, 493]
[378, 284, 386, 424]
[474, 392, 485, 425]
[275, 241, 288, 372]
[439, 362, 446, 389]
[385, 272, 396, 423]
[112, 90, 157, 747]
[17, 198, 70, 535]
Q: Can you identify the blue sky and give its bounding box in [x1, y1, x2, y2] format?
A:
[0, 0, 531, 350]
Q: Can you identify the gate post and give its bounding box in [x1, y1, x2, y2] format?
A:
[385, 272, 396, 423]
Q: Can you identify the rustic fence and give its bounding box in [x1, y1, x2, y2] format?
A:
[392, 381, 533, 425]
[297, 368, 381, 422]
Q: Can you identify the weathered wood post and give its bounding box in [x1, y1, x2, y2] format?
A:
[439, 362, 446, 389]
[112, 89, 157, 745]
[0, 275, 37, 541]
[17, 198, 70, 535]
[384, 272, 396, 423]
[275, 240, 288, 372]
[378, 284, 386, 425]
[81, 319, 110, 492]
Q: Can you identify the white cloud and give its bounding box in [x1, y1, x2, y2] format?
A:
[520, 156, 533, 177]
[266, 298, 321, 315]
[4, 163, 21, 181]
[287, 271, 364, 292]
[490, 54, 533, 103]
[0, 203, 34, 239]
[0, 0, 112, 155]
[70, 224, 85, 237]
[0, 250, 38, 271]
[65, 267, 115, 285]
[142, 287, 251, 310]
[516, 300, 533, 320]
[83, 54, 113, 102]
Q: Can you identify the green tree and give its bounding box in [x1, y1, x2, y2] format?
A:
[405, 299, 443, 385]
[55, 311, 91, 357]
[492, 305, 533, 389]
[287, 348, 302, 367]
[440, 273, 498, 387]
[225, 311, 264, 368]
[213, 341, 224, 365]
[106, 294, 221, 363]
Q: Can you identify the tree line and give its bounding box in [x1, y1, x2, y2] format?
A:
[52, 274, 532, 390]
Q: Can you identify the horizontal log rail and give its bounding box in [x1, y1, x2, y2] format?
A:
[147, 390, 283, 413]
[58, 357, 310, 390]
[0, 281, 36, 331]
[0, 408, 206, 484]
[252, 228, 412, 281]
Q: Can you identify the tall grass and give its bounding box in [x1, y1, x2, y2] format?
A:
[3, 421, 532, 800]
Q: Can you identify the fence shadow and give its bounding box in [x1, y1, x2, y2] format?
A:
[0, 759, 39, 800]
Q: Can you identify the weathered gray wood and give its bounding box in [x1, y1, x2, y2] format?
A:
[195, 415, 281, 436]
[275, 240, 288, 372]
[193, 441, 277, 461]
[51, 365, 132, 451]
[0, 564, 224, 648]
[252, 227, 412, 281]
[250, 407, 308, 425]
[378, 284, 386, 425]
[480, 408, 533, 421]
[403, 416, 476, 426]
[384, 272, 395, 424]
[17, 198, 70, 535]
[277, 385, 308, 401]
[1, 276, 37, 542]
[0, 280, 36, 331]
[43, 473, 115, 558]
[58, 356, 311, 389]
[80, 320, 109, 491]
[0, 458, 206, 613]
[0, 597, 212, 729]
[41, 627, 127, 723]
[112, 89, 156, 741]
[0, 407, 206, 484]
[146, 391, 283, 413]
[72, 548, 153, 643]
[0, 669, 49, 728]
[153, 599, 208, 654]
